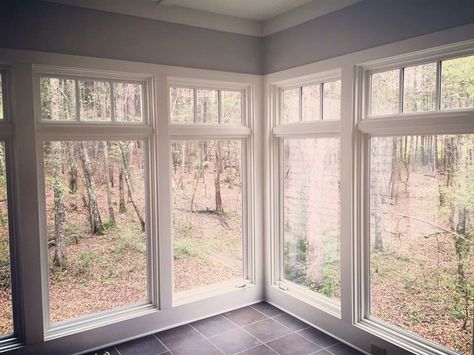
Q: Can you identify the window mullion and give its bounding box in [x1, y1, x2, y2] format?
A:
[435, 61, 442, 111]
[75, 79, 80, 121]
[12, 63, 45, 344]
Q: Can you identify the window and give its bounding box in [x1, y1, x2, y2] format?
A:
[283, 138, 340, 300]
[363, 52, 474, 354]
[0, 71, 16, 340]
[281, 79, 341, 123]
[169, 83, 251, 298]
[40, 76, 144, 122]
[38, 73, 153, 327]
[368, 54, 474, 118]
[274, 74, 342, 309]
[170, 86, 243, 124]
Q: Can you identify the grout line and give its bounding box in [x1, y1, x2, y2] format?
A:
[220, 313, 270, 354]
[296, 329, 339, 351]
[189, 323, 226, 354]
[152, 333, 173, 354]
[113, 346, 122, 355]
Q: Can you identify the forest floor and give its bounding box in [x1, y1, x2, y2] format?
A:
[371, 170, 473, 354]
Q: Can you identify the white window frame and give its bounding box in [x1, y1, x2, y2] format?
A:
[0, 67, 23, 352]
[269, 69, 343, 318]
[33, 65, 159, 339]
[356, 44, 474, 355]
[167, 77, 257, 306]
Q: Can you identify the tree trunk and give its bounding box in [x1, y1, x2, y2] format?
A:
[52, 143, 67, 267]
[79, 142, 104, 235]
[118, 142, 145, 231]
[103, 142, 115, 225]
[119, 167, 127, 213]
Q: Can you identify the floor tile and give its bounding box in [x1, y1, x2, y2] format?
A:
[84, 347, 120, 355]
[244, 318, 293, 343]
[210, 328, 262, 354]
[251, 302, 284, 317]
[298, 328, 339, 348]
[223, 306, 268, 326]
[172, 339, 223, 355]
[326, 342, 364, 355]
[312, 350, 332, 355]
[267, 333, 321, 355]
[236, 344, 278, 354]
[273, 313, 309, 331]
[156, 324, 204, 350]
[116, 335, 168, 355]
[192, 315, 237, 337]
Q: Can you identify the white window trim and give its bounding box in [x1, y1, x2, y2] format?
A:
[0, 67, 24, 351]
[268, 68, 343, 318]
[354, 43, 474, 355]
[167, 77, 258, 306]
[31, 65, 160, 339]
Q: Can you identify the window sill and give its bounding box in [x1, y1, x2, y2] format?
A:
[0, 337, 23, 354]
[45, 302, 158, 341]
[273, 281, 341, 319]
[173, 278, 254, 307]
[355, 318, 459, 355]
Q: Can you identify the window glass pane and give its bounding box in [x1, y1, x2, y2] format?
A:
[322, 81, 341, 120]
[283, 138, 340, 301]
[170, 87, 194, 123]
[221, 91, 242, 124]
[441, 55, 474, 110]
[113, 83, 143, 122]
[370, 70, 400, 116]
[302, 85, 321, 121]
[79, 80, 111, 121]
[43, 140, 147, 324]
[370, 135, 474, 354]
[171, 140, 243, 292]
[282, 88, 299, 123]
[196, 89, 218, 123]
[0, 142, 13, 336]
[40, 77, 76, 121]
[0, 75, 3, 120]
[403, 63, 437, 113]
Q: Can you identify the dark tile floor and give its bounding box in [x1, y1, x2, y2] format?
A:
[85, 303, 364, 355]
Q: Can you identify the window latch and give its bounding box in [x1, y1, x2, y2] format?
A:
[278, 282, 289, 291]
[235, 280, 251, 288]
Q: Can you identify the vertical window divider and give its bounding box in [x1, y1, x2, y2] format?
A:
[298, 86, 303, 122]
[75, 80, 80, 121]
[192, 88, 197, 123]
[109, 81, 115, 122]
[398, 68, 404, 114]
[435, 61, 442, 111]
[217, 90, 222, 123]
[320, 83, 324, 120]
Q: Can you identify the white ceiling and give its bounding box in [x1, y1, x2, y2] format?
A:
[47, 0, 362, 36]
[159, 0, 314, 21]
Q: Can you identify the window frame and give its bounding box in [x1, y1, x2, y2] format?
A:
[32, 66, 159, 339]
[0, 67, 23, 350]
[356, 45, 474, 355]
[167, 77, 257, 306]
[269, 69, 343, 317]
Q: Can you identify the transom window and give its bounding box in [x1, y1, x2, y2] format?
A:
[40, 76, 144, 122]
[281, 79, 341, 123]
[170, 86, 242, 124]
[368, 54, 474, 117]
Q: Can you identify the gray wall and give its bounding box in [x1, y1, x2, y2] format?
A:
[0, 0, 263, 74]
[1, 0, 474, 75]
[263, 0, 474, 73]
